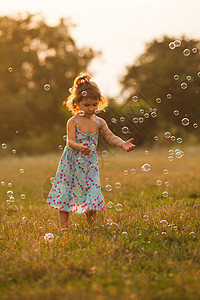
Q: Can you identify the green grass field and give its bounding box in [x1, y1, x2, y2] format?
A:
[0, 147, 200, 300]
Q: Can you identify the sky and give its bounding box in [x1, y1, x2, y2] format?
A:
[1, 0, 200, 98]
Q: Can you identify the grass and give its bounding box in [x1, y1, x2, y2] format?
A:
[0, 146, 200, 300]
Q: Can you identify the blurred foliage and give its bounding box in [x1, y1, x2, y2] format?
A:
[0, 15, 199, 156]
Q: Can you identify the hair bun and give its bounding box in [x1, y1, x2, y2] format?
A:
[74, 72, 91, 86]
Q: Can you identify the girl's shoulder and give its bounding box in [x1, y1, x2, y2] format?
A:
[66, 116, 77, 127]
[96, 116, 107, 128]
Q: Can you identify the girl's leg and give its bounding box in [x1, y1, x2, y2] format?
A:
[59, 211, 69, 230]
[86, 210, 97, 228]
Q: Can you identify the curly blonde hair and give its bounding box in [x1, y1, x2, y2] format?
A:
[62, 72, 108, 115]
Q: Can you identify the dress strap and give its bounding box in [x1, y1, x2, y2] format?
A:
[95, 115, 99, 129]
[73, 116, 79, 127]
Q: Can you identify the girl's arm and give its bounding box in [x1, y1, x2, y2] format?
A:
[98, 118, 135, 152]
[67, 118, 91, 155]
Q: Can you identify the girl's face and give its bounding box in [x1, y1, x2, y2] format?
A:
[78, 98, 99, 117]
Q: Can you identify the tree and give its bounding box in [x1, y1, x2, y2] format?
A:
[0, 13, 99, 154]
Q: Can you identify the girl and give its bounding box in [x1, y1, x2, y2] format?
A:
[47, 72, 135, 231]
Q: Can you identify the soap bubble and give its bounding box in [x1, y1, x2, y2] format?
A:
[106, 185, 112, 191]
[44, 233, 54, 243]
[78, 110, 85, 117]
[181, 82, 187, 89]
[133, 117, 138, 123]
[168, 156, 174, 162]
[116, 203, 123, 212]
[165, 181, 169, 186]
[163, 169, 168, 175]
[20, 169, 24, 174]
[174, 110, 179, 116]
[174, 40, 181, 47]
[132, 96, 138, 102]
[63, 135, 67, 141]
[145, 150, 149, 155]
[122, 126, 129, 134]
[143, 215, 149, 221]
[156, 97, 162, 104]
[138, 117, 144, 123]
[197, 72, 200, 78]
[102, 150, 108, 157]
[2, 143, 7, 149]
[111, 118, 117, 124]
[115, 182, 121, 189]
[123, 170, 128, 175]
[107, 201, 113, 208]
[105, 178, 109, 182]
[131, 168, 136, 174]
[21, 194, 26, 199]
[122, 232, 128, 237]
[144, 113, 149, 118]
[171, 136, 176, 141]
[12, 149, 17, 154]
[160, 220, 168, 226]
[181, 117, 189, 126]
[78, 157, 84, 163]
[193, 123, 198, 129]
[177, 137, 182, 144]
[166, 94, 172, 99]
[154, 136, 158, 141]
[59, 145, 63, 150]
[82, 91, 87, 97]
[174, 74, 179, 80]
[183, 48, 190, 56]
[1, 181, 5, 186]
[192, 47, 197, 53]
[50, 177, 55, 184]
[151, 111, 157, 118]
[7, 190, 13, 198]
[162, 191, 168, 198]
[169, 42, 175, 49]
[168, 149, 174, 155]
[120, 117, 125, 122]
[141, 163, 151, 172]
[186, 75, 192, 81]
[44, 84, 51, 91]
[8, 67, 13, 72]
[164, 132, 171, 139]
[156, 180, 162, 186]
[140, 109, 144, 114]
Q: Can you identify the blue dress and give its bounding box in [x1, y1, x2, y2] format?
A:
[47, 115, 105, 214]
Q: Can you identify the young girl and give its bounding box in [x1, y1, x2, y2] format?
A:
[47, 73, 135, 231]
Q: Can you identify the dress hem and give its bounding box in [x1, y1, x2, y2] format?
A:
[47, 202, 106, 214]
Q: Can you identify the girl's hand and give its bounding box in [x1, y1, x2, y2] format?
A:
[122, 138, 136, 152]
[79, 142, 91, 155]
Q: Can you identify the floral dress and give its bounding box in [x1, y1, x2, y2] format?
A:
[47, 115, 105, 213]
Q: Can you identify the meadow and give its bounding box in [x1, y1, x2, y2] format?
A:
[0, 146, 200, 300]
